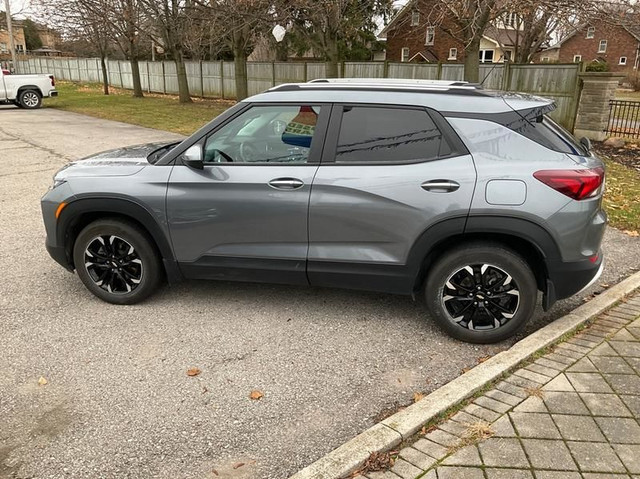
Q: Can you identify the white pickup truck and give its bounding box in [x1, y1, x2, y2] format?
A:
[0, 70, 58, 109]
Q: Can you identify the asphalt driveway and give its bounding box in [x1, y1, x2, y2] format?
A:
[1, 105, 639, 479]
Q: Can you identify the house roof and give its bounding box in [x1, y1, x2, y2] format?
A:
[544, 22, 640, 51]
[378, 0, 416, 39]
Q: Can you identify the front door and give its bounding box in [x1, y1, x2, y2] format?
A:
[166, 103, 329, 284]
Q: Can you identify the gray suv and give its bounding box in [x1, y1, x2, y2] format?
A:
[41, 80, 606, 343]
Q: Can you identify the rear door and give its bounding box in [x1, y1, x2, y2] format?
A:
[307, 104, 477, 293]
[166, 103, 330, 285]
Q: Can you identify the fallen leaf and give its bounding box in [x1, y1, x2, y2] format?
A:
[38, 376, 48, 386]
[212, 469, 219, 476]
[413, 392, 425, 403]
[461, 367, 472, 374]
[232, 462, 245, 469]
[623, 230, 640, 237]
[249, 390, 263, 400]
[477, 356, 492, 364]
[186, 367, 201, 377]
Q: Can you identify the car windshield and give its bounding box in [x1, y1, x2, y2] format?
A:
[147, 142, 180, 164]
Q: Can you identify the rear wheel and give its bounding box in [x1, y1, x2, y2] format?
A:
[73, 219, 162, 304]
[425, 244, 538, 344]
[18, 89, 42, 109]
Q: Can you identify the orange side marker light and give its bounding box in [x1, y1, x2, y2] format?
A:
[55, 202, 67, 219]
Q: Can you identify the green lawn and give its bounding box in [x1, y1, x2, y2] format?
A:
[602, 158, 640, 233]
[46, 82, 233, 135]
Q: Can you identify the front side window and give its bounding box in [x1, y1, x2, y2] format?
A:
[335, 106, 451, 164]
[425, 26, 435, 46]
[598, 40, 607, 53]
[204, 105, 321, 164]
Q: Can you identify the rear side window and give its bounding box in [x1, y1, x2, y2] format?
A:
[335, 106, 453, 163]
[505, 112, 588, 156]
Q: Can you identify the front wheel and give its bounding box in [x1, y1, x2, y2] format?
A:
[72, 219, 162, 304]
[425, 244, 538, 344]
[18, 89, 42, 109]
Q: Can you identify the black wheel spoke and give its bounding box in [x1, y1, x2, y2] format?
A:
[442, 263, 520, 331]
[84, 235, 143, 295]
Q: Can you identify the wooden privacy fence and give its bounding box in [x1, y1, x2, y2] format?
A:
[16, 57, 582, 129]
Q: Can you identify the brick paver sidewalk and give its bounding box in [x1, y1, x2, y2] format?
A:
[363, 295, 640, 479]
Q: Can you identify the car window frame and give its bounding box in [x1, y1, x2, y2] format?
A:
[157, 102, 333, 167]
[320, 103, 469, 166]
[202, 102, 332, 167]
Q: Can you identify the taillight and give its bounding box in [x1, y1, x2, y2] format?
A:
[533, 167, 605, 200]
[49, 75, 55, 87]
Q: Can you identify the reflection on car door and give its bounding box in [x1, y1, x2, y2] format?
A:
[166, 103, 330, 285]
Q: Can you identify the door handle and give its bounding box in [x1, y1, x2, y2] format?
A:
[268, 178, 304, 190]
[421, 180, 460, 192]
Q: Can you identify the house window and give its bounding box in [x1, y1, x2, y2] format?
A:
[15, 44, 24, 53]
[504, 50, 512, 62]
[542, 57, 550, 63]
[586, 27, 595, 39]
[598, 40, 607, 53]
[411, 11, 420, 26]
[401, 47, 410, 62]
[425, 26, 435, 46]
[574, 55, 582, 63]
[620, 57, 627, 65]
[479, 50, 494, 63]
[448, 48, 457, 60]
[0, 42, 6, 53]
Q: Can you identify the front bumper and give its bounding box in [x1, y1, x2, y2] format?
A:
[45, 238, 73, 272]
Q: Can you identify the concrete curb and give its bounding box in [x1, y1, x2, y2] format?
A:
[289, 270, 640, 479]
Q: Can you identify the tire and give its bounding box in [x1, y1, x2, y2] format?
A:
[425, 243, 538, 344]
[72, 219, 162, 305]
[18, 89, 42, 109]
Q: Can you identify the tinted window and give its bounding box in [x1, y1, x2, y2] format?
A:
[204, 105, 321, 164]
[335, 107, 451, 163]
[500, 110, 588, 156]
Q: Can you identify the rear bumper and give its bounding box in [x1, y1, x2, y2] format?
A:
[49, 90, 58, 97]
[543, 252, 604, 310]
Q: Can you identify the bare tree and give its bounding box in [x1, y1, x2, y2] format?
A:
[37, 0, 112, 94]
[139, 0, 193, 103]
[196, 0, 274, 101]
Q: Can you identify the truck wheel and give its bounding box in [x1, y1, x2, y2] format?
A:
[18, 89, 42, 109]
[425, 243, 538, 344]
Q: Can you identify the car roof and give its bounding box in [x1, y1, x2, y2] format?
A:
[246, 80, 554, 114]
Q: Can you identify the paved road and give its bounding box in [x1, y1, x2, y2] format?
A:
[1, 105, 639, 479]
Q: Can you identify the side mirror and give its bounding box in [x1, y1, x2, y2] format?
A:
[182, 144, 204, 170]
[580, 137, 592, 153]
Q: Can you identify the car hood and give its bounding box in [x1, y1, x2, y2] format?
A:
[54, 142, 175, 179]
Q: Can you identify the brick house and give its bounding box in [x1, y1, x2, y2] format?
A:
[0, 15, 26, 58]
[379, 0, 521, 63]
[538, 24, 640, 73]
